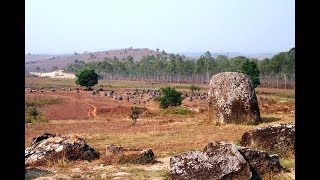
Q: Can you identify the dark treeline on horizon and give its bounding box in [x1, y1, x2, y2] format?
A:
[64, 47, 295, 89]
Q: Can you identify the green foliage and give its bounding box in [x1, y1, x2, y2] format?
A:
[166, 108, 192, 115]
[158, 87, 182, 109]
[241, 60, 260, 88]
[64, 47, 294, 84]
[75, 68, 98, 88]
[257, 48, 295, 76]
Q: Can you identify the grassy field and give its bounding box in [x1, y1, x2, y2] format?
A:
[25, 77, 210, 91]
[25, 77, 295, 179]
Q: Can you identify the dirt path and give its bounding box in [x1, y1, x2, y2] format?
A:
[81, 100, 97, 118]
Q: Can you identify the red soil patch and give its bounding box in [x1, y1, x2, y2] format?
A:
[96, 105, 131, 115]
[25, 89, 161, 120]
[42, 98, 90, 120]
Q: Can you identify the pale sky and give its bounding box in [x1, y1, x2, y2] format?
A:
[25, 0, 295, 54]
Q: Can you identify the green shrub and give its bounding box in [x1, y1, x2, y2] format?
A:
[158, 87, 182, 109]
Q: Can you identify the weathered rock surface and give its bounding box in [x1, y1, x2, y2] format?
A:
[105, 144, 155, 164]
[169, 142, 252, 180]
[237, 146, 284, 178]
[241, 123, 295, 154]
[31, 133, 56, 145]
[25, 133, 100, 166]
[169, 141, 285, 180]
[208, 72, 261, 124]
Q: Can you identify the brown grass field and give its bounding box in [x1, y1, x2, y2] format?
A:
[25, 77, 295, 179]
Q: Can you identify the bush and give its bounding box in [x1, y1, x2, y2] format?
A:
[25, 106, 47, 124]
[158, 87, 182, 109]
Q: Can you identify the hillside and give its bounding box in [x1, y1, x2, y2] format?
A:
[25, 48, 163, 73]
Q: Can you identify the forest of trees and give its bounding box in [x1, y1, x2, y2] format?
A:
[64, 47, 295, 89]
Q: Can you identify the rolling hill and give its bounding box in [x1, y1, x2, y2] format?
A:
[25, 48, 163, 73]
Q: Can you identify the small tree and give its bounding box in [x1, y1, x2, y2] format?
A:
[158, 87, 182, 109]
[129, 106, 146, 125]
[75, 69, 98, 89]
[241, 60, 260, 88]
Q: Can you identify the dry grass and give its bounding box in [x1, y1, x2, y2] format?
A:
[25, 77, 76, 89]
[25, 97, 64, 107]
[256, 87, 295, 98]
[25, 77, 208, 93]
[25, 77, 295, 179]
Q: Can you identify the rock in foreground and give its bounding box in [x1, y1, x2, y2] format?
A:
[170, 142, 252, 180]
[105, 144, 155, 164]
[208, 72, 261, 125]
[241, 123, 295, 154]
[25, 133, 100, 166]
[237, 146, 284, 178]
[169, 141, 284, 180]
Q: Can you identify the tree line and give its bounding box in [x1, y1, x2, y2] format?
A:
[64, 47, 295, 89]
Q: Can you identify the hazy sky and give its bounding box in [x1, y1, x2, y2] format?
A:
[25, 0, 295, 54]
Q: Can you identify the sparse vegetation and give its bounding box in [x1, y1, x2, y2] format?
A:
[189, 85, 201, 95]
[25, 77, 294, 179]
[25, 106, 47, 123]
[166, 108, 192, 115]
[129, 106, 146, 125]
[279, 157, 295, 169]
[25, 97, 63, 107]
[25, 97, 64, 124]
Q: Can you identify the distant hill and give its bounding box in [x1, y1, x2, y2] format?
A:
[25, 48, 277, 73]
[25, 48, 163, 73]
